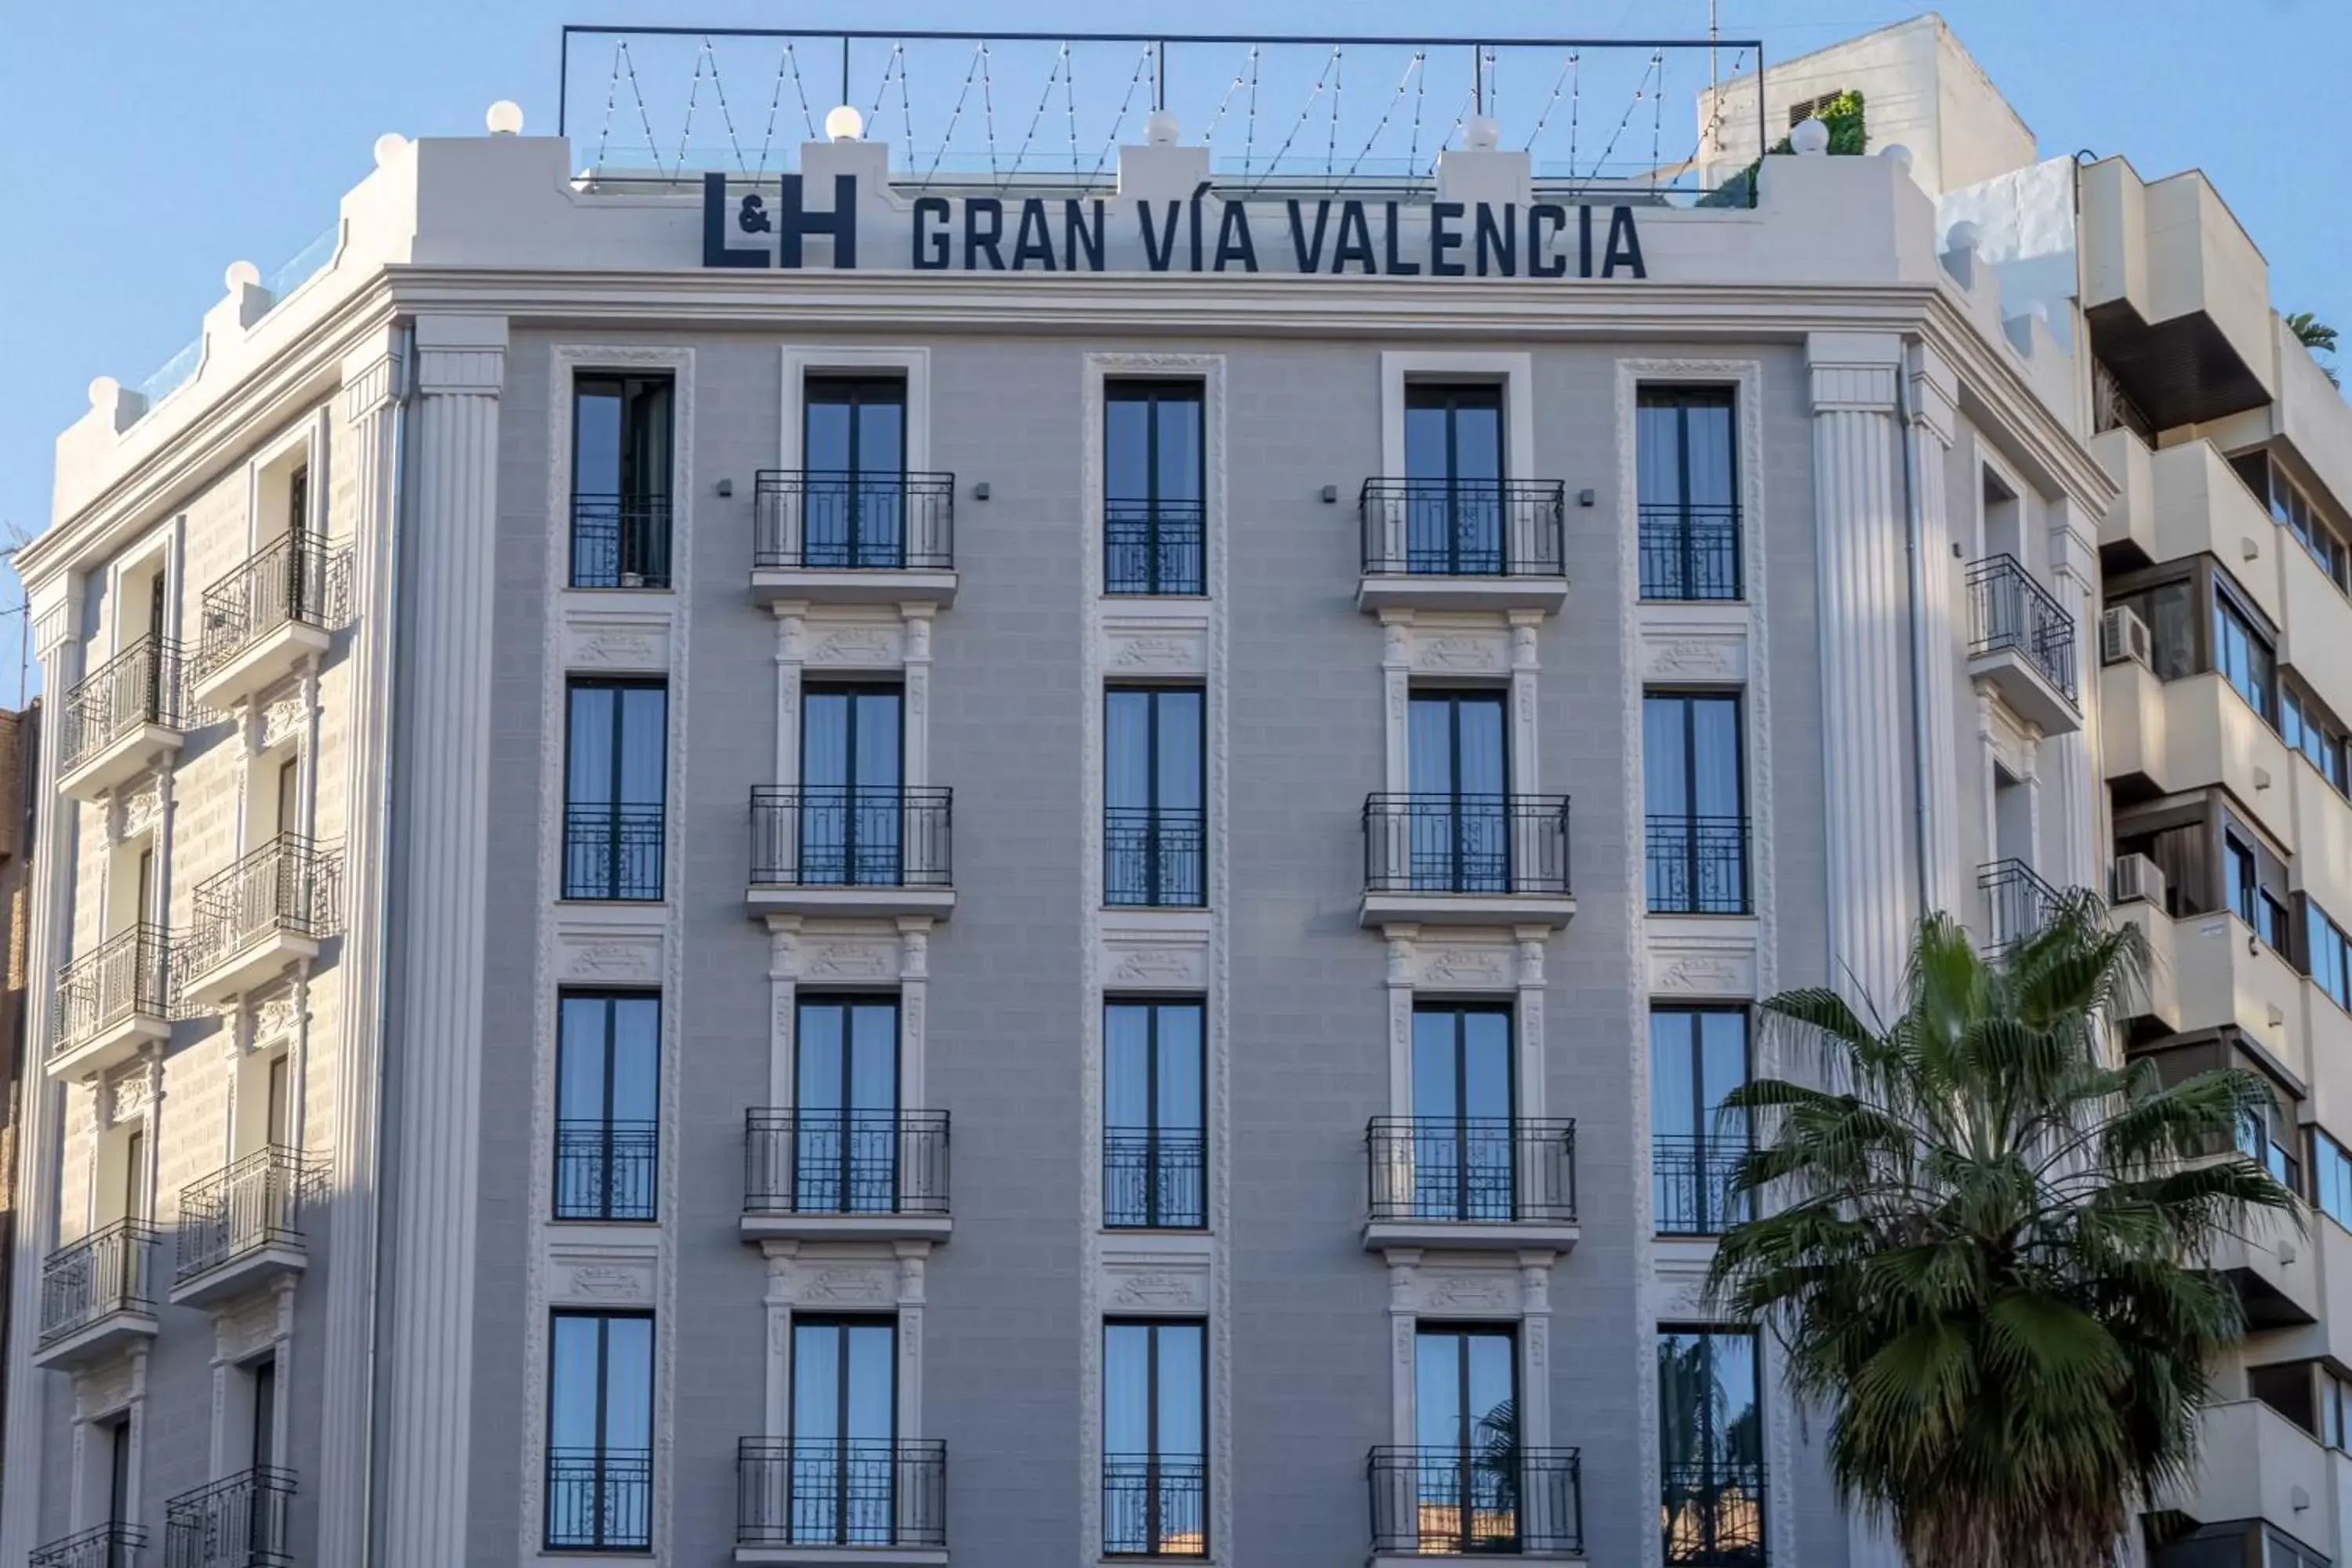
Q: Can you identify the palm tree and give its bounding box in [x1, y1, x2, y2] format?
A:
[2287, 310, 2339, 387]
[1705, 891, 2299, 1568]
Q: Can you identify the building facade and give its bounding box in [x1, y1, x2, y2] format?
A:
[13, 16, 2311, 1568]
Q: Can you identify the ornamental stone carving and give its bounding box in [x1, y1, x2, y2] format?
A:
[574, 630, 659, 666]
[1645, 637, 1740, 678]
[1423, 1273, 1511, 1312]
[1653, 951, 1749, 996]
[1109, 948, 1202, 987]
[1111, 1271, 1203, 1309]
[802, 942, 893, 980]
[1417, 634, 1504, 672]
[260, 694, 308, 750]
[1418, 948, 1510, 989]
[566, 942, 657, 982]
[801, 1266, 892, 1305]
[1110, 634, 1201, 671]
[807, 626, 897, 666]
[118, 782, 163, 843]
[566, 1265, 648, 1302]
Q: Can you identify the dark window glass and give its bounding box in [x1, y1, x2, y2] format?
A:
[546, 1312, 654, 1550]
[2239, 1079, 2302, 1193]
[1405, 1007, 1513, 1221]
[1406, 691, 1508, 893]
[1644, 693, 1748, 914]
[1637, 388, 1739, 601]
[1651, 1008, 1749, 1235]
[2214, 591, 2276, 721]
[1105, 382, 1204, 595]
[564, 681, 666, 900]
[1402, 385, 1506, 575]
[2309, 904, 2352, 1014]
[1104, 1320, 1207, 1555]
[801, 687, 903, 886]
[803, 378, 909, 568]
[2315, 1129, 2352, 1232]
[795, 998, 900, 1213]
[1658, 1328, 1764, 1566]
[790, 1316, 898, 1545]
[1105, 1001, 1204, 1229]
[572, 374, 673, 588]
[555, 993, 659, 1221]
[1105, 688, 1204, 908]
[1408, 1326, 1519, 1553]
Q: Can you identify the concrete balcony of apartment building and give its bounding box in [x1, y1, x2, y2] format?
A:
[2111, 899, 2303, 1080]
[2080, 156, 2274, 431]
[1360, 793, 1575, 927]
[2264, 1214, 2352, 1370]
[1356, 479, 1570, 613]
[2100, 666, 2296, 849]
[179, 834, 340, 1008]
[750, 470, 958, 607]
[2162, 1400, 2332, 1551]
[746, 786, 955, 920]
[1368, 1444, 1588, 1563]
[740, 1109, 951, 1243]
[2305, 985, 2352, 1135]
[735, 1437, 947, 1566]
[1965, 554, 2081, 735]
[1362, 1116, 1580, 1253]
[47, 924, 174, 1081]
[2091, 429, 2281, 621]
[30, 1219, 160, 1371]
[2292, 760, 2352, 938]
[56, 635, 193, 800]
[169, 1146, 307, 1308]
[187, 529, 351, 711]
[2212, 1214, 2321, 1330]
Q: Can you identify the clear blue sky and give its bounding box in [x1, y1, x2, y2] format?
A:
[0, 0, 2343, 705]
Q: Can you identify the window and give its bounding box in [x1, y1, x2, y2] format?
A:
[1406, 691, 1508, 892]
[2213, 589, 2276, 723]
[791, 998, 913, 1214]
[546, 1311, 653, 1550]
[2240, 1077, 2302, 1194]
[1104, 1319, 1206, 1556]
[2325, 1368, 2352, 1450]
[1403, 1007, 1513, 1221]
[1105, 1000, 1204, 1229]
[1644, 693, 1748, 913]
[571, 373, 673, 589]
[791, 1318, 899, 1545]
[555, 993, 659, 1221]
[1105, 381, 1204, 595]
[804, 377, 909, 568]
[1105, 688, 1204, 907]
[564, 681, 666, 901]
[2225, 831, 2289, 952]
[801, 686, 904, 886]
[2236, 451, 2351, 591]
[1651, 1009, 1749, 1235]
[1658, 1328, 1765, 1566]
[1409, 1326, 1520, 1553]
[1399, 383, 1506, 574]
[1637, 388, 1738, 601]
[2283, 680, 2350, 794]
[2106, 578, 2198, 681]
[2309, 903, 2352, 1015]
[2316, 1129, 2352, 1231]
[123, 1126, 149, 1223]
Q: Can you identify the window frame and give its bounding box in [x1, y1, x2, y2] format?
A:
[553, 990, 662, 1223]
[1102, 1316, 1210, 1559]
[1642, 689, 1751, 915]
[1103, 379, 1207, 597]
[561, 678, 669, 902]
[1104, 685, 1207, 909]
[1103, 998, 1207, 1232]
[1635, 384, 1741, 603]
[544, 1308, 655, 1552]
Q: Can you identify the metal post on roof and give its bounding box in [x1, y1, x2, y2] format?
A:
[1473, 43, 1483, 114]
[1156, 39, 1167, 112]
[840, 35, 851, 106]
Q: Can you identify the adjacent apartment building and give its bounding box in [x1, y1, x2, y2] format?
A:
[0, 13, 2328, 1568]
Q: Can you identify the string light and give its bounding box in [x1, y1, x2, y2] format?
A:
[619, 42, 660, 172]
[1244, 45, 1340, 195]
[1010, 43, 1066, 174]
[921, 41, 989, 187]
[1581, 50, 1661, 197]
[1087, 44, 1158, 187]
[701, 35, 746, 173]
[753, 42, 818, 177]
[1346, 52, 1424, 181]
[1525, 50, 1579, 150]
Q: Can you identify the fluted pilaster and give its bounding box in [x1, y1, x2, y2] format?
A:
[2048, 501, 2103, 895]
[1909, 348, 1964, 920]
[376, 314, 505, 1568]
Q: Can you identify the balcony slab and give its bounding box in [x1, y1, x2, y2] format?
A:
[735, 1550, 948, 1567]
[739, 1214, 953, 1245]
[169, 1243, 307, 1309]
[747, 887, 956, 922]
[1361, 892, 1575, 930]
[1967, 647, 2081, 736]
[1363, 1219, 1580, 1253]
[59, 724, 183, 802]
[1356, 576, 1569, 615]
[46, 1013, 169, 1083]
[188, 620, 328, 713]
[29, 1310, 156, 1372]
[751, 568, 957, 608]
[180, 929, 318, 1010]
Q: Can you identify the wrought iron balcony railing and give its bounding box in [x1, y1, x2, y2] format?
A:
[1363, 793, 1571, 897]
[53, 924, 176, 1057]
[1359, 478, 1567, 577]
[1104, 1454, 1207, 1556]
[1646, 815, 1751, 915]
[1979, 858, 2063, 951]
[556, 1117, 659, 1221]
[187, 833, 339, 971]
[1661, 1459, 1767, 1566]
[1105, 806, 1205, 908]
[39, 1218, 159, 1345]
[564, 803, 665, 901]
[1105, 499, 1204, 595]
[546, 1445, 653, 1551]
[31, 1524, 148, 1568]
[750, 786, 953, 889]
[1652, 1134, 1749, 1236]
[570, 493, 673, 589]
[1368, 1445, 1585, 1556]
[1367, 1116, 1577, 1225]
[192, 529, 352, 680]
[754, 470, 955, 570]
[176, 1147, 304, 1285]
[62, 635, 189, 771]
[1639, 503, 1742, 601]
[1103, 1127, 1206, 1229]
[164, 1467, 295, 1568]
[1967, 554, 2078, 702]
[737, 1437, 946, 1549]
[745, 1109, 950, 1218]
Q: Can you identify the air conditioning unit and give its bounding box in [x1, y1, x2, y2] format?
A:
[2100, 604, 2152, 668]
[2112, 851, 2166, 906]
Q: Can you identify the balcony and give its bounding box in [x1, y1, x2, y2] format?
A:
[747, 786, 954, 920]
[2267, 1214, 2352, 1370]
[1646, 816, 1751, 915]
[563, 803, 665, 902]
[2100, 668, 2295, 847]
[2161, 1401, 2331, 1545]
[736, 1438, 946, 1566]
[1640, 504, 1742, 603]
[1653, 1135, 1748, 1238]
[1104, 1128, 1206, 1230]
[50, 924, 175, 1080]
[2079, 157, 2273, 430]
[188, 530, 351, 710]
[1104, 1454, 1207, 1557]
[1978, 859, 2063, 952]
[742, 1109, 950, 1242]
[1661, 1461, 1767, 1566]
[1965, 556, 2081, 735]
[172, 1147, 307, 1308]
[555, 1118, 658, 1221]
[570, 493, 672, 590]
[164, 1467, 295, 1568]
[31, 1526, 148, 1568]
[1363, 1117, 1578, 1251]
[1367, 1446, 1584, 1561]
[752, 470, 956, 605]
[33, 1219, 159, 1370]
[1105, 499, 1204, 596]
[1356, 479, 1568, 612]
[2112, 902, 2304, 1083]
[59, 635, 191, 800]
[1360, 793, 1574, 928]
[2211, 1218, 2320, 1330]
[546, 1446, 652, 1552]
[2091, 428, 2278, 614]
[1105, 807, 1205, 909]
[180, 835, 340, 1007]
